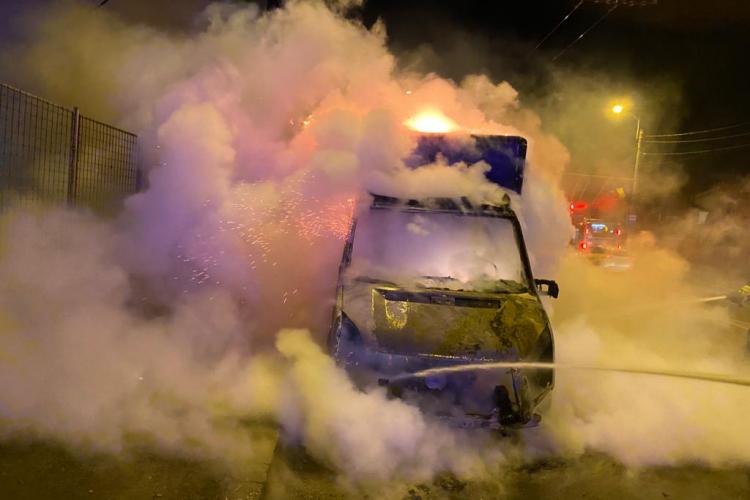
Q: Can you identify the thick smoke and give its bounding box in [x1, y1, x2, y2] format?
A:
[0, 207, 504, 480]
[0, 0, 748, 487]
[0, 0, 563, 482]
[545, 234, 750, 466]
[0, 209, 258, 461]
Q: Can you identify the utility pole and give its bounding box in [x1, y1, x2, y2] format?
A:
[610, 103, 643, 224]
[633, 127, 643, 196]
[612, 105, 642, 197]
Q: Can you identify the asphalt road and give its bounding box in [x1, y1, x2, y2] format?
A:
[0, 422, 279, 500]
[263, 445, 750, 499]
[2, 436, 748, 499]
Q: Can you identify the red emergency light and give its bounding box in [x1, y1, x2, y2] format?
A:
[569, 201, 588, 212]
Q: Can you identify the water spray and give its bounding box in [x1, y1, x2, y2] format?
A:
[575, 295, 730, 319]
[390, 361, 750, 388]
[696, 295, 728, 303]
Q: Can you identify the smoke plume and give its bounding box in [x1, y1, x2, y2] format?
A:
[0, 0, 748, 488]
[0, 0, 564, 482]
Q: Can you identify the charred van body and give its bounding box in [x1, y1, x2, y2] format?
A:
[327, 134, 558, 430]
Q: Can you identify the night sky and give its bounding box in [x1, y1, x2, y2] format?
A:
[360, 0, 750, 196]
[3, 0, 747, 196]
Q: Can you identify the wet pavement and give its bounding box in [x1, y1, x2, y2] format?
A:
[0, 423, 278, 500]
[2, 429, 748, 499]
[263, 446, 750, 499]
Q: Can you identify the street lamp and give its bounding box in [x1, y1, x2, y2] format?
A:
[611, 103, 643, 196]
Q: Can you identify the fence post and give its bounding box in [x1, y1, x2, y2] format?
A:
[67, 107, 80, 206]
[135, 167, 143, 192]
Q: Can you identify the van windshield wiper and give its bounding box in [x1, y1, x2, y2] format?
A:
[353, 275, 527, 294]
[419, 275, 459, 282]
[352, 276, 401, 287]
[417, 276, 527, 294]
[488, 279, 528, 293]
[416, 276, 461, 289]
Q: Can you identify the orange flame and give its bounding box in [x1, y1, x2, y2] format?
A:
[405, 109, 457, 133]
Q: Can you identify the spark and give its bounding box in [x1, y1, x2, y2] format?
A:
[173, 171, 355, 293]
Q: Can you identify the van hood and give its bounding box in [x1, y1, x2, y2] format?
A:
[342, 281, 549, 359]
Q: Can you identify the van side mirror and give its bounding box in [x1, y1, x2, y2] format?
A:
[535, 279, 559, 299]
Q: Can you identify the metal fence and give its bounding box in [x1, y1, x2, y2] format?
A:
[0, 82, 140, 214]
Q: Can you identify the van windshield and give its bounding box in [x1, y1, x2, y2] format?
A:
[349, 209, 528, 293]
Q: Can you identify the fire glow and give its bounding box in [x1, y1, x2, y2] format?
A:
[405, 109, 458, 133]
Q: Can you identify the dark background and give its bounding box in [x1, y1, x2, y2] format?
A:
[3, 0, 747, 198]
[358, 0, 750, 197]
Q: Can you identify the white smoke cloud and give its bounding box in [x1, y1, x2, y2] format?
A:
[0, 209, 254, 460]
[542, 234, 750, 466]
[0, 0, 556, 483]
[0, 206, 508, 482]
[1, 0, 747, 489]
[272, 329, 503, 482]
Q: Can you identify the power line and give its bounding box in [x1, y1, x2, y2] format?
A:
[642, 142, 750, 156]
[645, 121, 750, 138]
[643, 130, 750, 144]
[552, 3, 619, 61]
[589, 0, 658, 6]
[564, 172, 633, 180]
[535, 1, 584, 49]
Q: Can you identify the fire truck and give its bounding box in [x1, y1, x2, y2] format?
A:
[572, 217, 631, 269]
[574, 218, 625, 252]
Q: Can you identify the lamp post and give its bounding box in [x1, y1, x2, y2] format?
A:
[611, 104, 643, 196]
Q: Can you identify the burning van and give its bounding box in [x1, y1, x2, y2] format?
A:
[327, 135, 558, 430]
